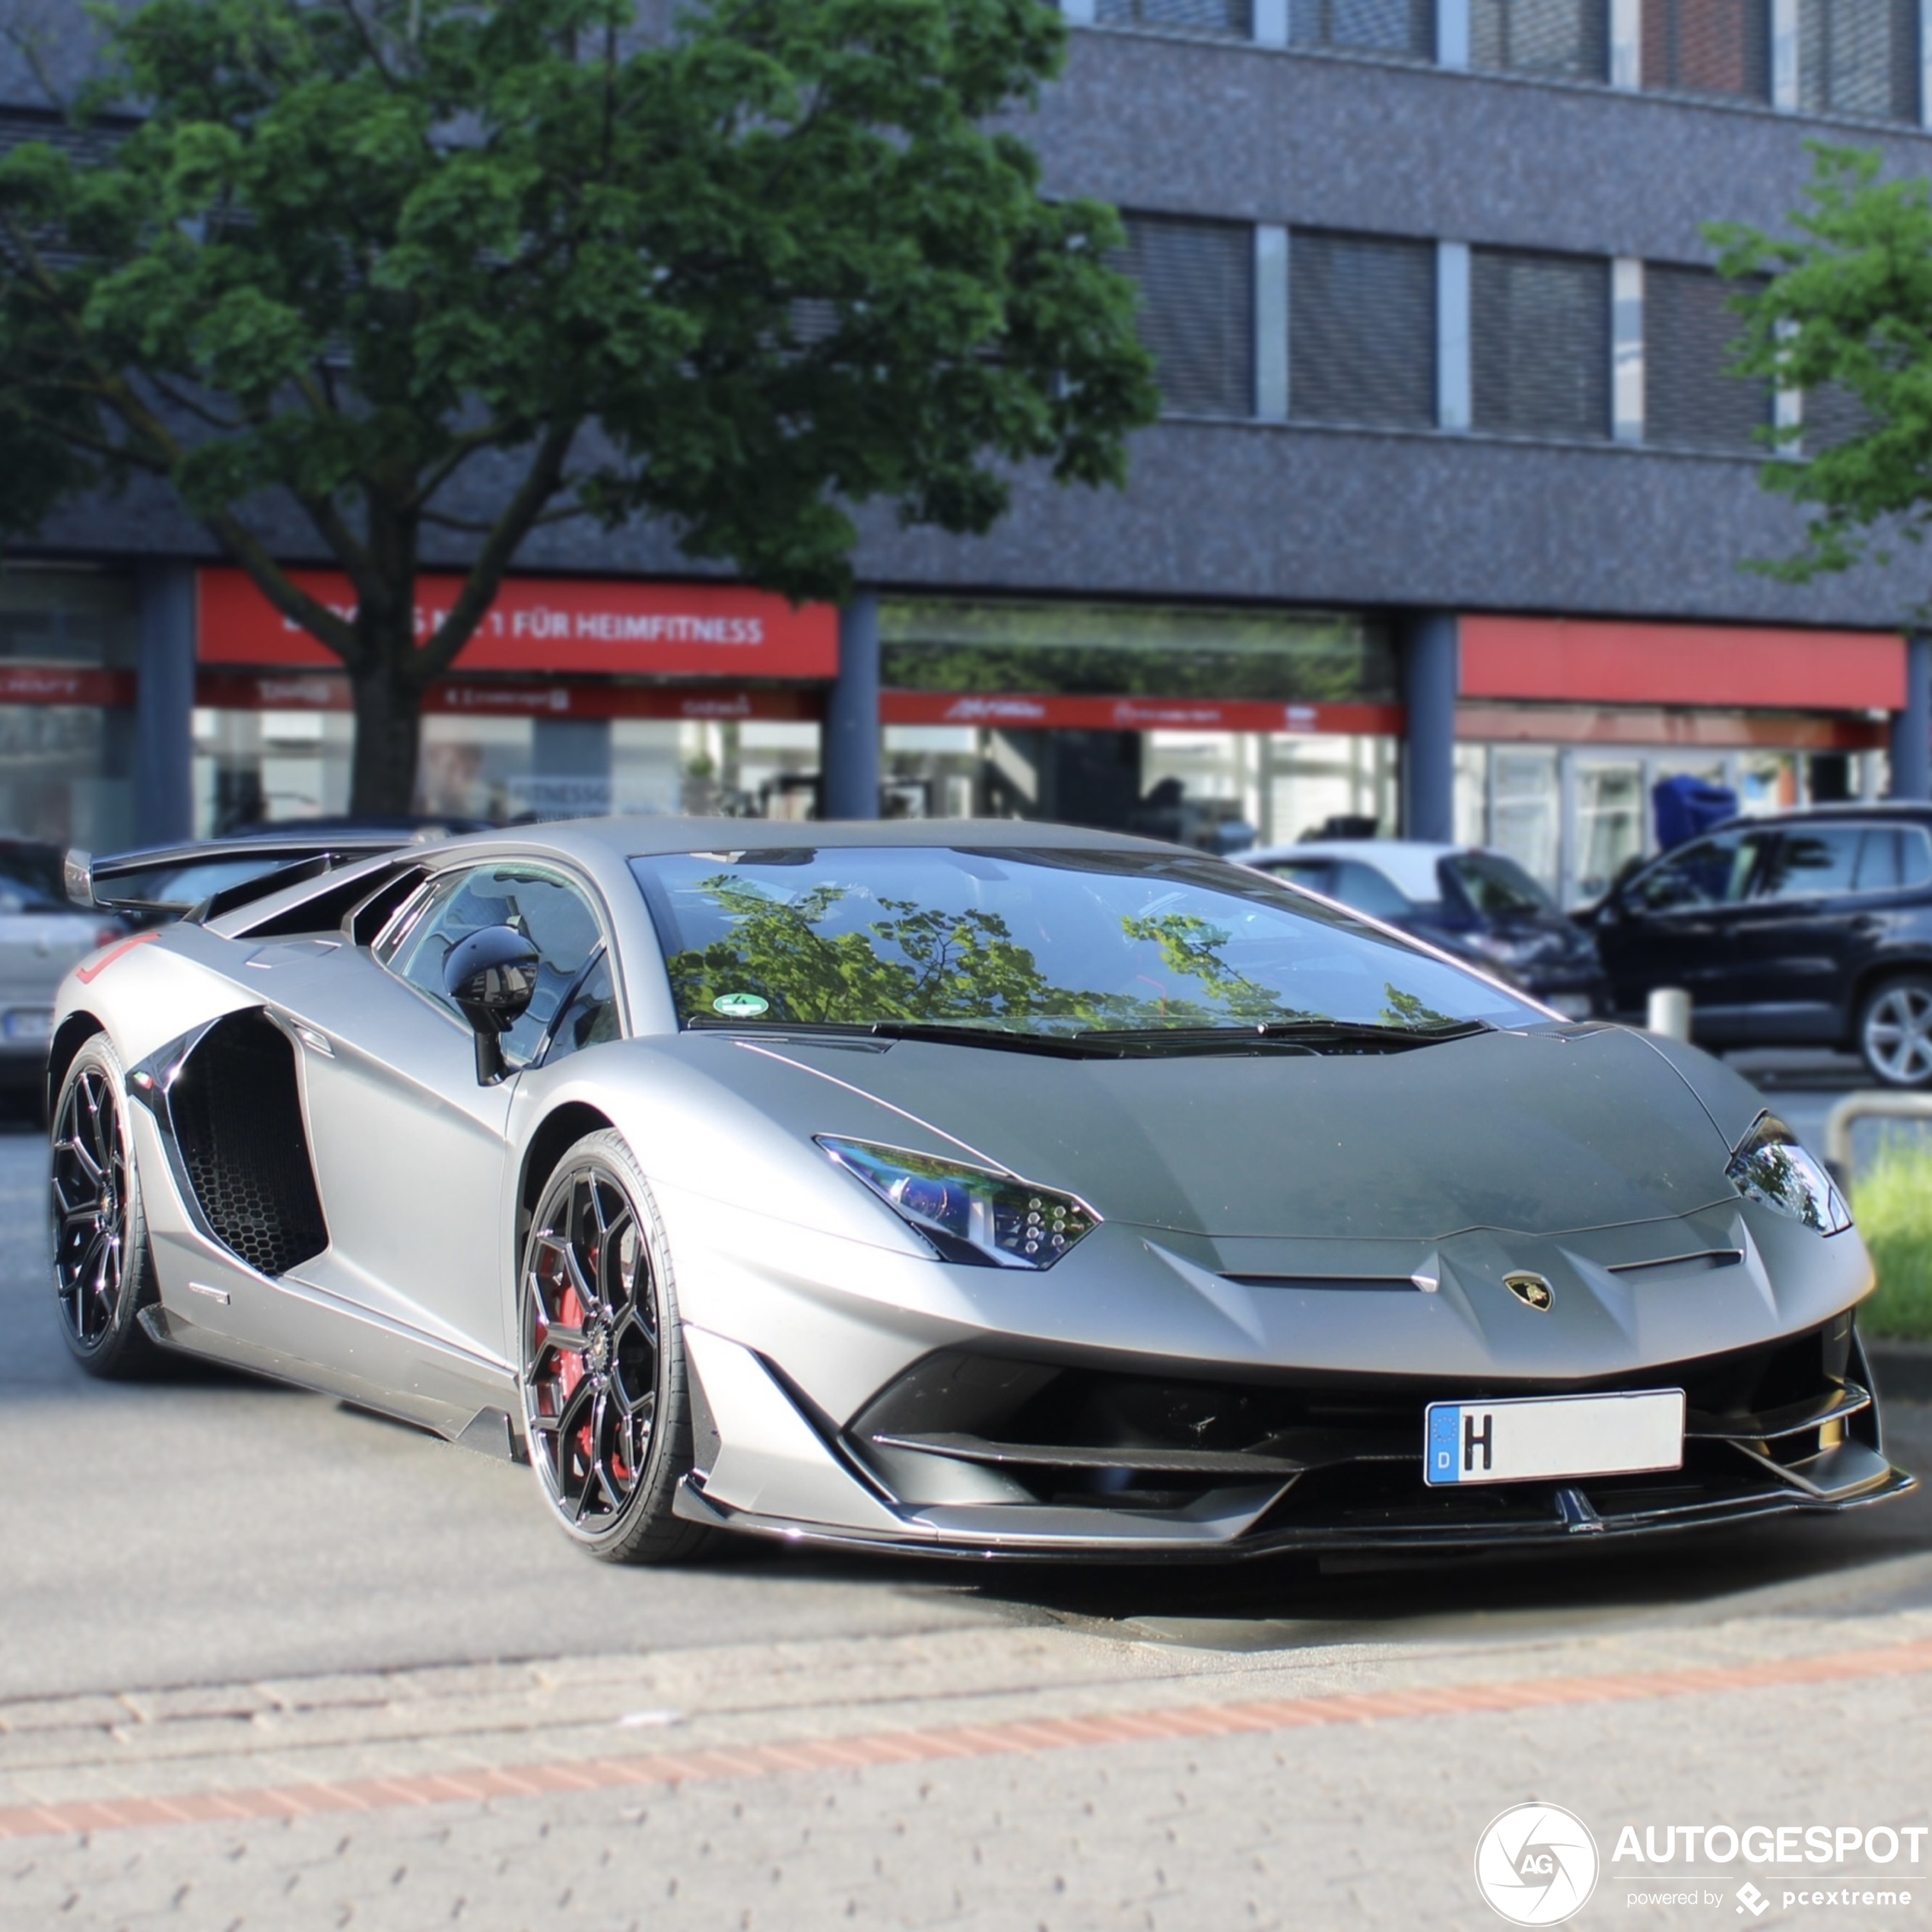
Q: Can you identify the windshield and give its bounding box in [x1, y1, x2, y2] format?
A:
[1444, 851, 1555, 918]
[631, 846, 1540, 1039]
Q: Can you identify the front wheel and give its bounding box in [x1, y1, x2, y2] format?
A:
[516, 1130, 715, 1564]
[1857, 975, 1932, 1088]
[49, 1034, 159, 1378]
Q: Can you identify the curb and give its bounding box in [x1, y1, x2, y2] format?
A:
[1868, 1341, 1932, 1403]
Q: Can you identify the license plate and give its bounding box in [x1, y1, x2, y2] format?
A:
[1424, 1390, 1685, 1486]
[1, 1008, 52, 1042]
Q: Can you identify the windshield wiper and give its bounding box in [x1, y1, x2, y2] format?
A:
[1070, 1018, 1492, 1054]
[684, 1017, 1104, 1057]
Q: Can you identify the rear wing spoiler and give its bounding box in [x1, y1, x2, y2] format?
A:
[65, 836, 412, 922]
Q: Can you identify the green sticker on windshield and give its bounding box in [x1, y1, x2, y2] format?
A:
[712, 993, 771, 1019]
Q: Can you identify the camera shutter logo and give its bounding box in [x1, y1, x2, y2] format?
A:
[1473, 1802, 1599, 1924]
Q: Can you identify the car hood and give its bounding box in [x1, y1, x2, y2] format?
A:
[710, 1022, 1739, 1241]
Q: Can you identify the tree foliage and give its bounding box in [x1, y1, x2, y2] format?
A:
[0, 0, 1157, 809]
[1713, 143, 1932, 596]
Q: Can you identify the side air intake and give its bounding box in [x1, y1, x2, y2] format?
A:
[169, 1011, 329, 1276]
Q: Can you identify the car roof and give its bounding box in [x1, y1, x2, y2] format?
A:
[1243, 840, 1457, 901]
[1708, 802, 1932, 831]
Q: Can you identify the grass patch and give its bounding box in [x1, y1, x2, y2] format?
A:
[1851, 1145, 1932, 1341]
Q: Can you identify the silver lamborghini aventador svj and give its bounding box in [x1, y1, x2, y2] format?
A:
[48, 819, 1912, 1563]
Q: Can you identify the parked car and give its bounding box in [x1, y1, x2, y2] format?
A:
[1587, 803, 1932, 1087]
[1241, 839, 1609, 1018]
[0, 840, 123, 1100]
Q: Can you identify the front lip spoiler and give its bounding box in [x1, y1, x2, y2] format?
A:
[673, 1460, 1918, 1565]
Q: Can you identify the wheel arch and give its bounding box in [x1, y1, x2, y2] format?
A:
[47, 1011, 106, 1120]
[1846, 955, 1932, 1042]
[516, 1101, 618, 1255]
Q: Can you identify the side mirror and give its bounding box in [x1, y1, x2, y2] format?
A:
[443, 924, 540, 1085]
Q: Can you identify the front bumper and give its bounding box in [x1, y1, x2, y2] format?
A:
[673, 1311, 1915, 1560]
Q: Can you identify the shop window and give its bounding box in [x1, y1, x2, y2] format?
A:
[1642, 263, 1772, 454]
[1097, 0, 1254, 35]
[1641, 0, 1771, 98]
[1117, 214, 1255, 420]
[1289, 0, 1435, 59]
[1470, 0, 1609, 77]
[1799, 0, 1919, 119]
[1472, 248, 1611, 440]
[1289, 230, 1437, 430]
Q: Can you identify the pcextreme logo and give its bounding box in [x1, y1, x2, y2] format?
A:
[1475, 1803, 1600, 1924]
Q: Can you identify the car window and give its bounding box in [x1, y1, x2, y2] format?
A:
[1258, 860, 1336, 897]
[1330, 860, 1414, 920]
[1441, 852, 1553, 917]
[1905, 828, 1932, 889]
[1756, 826, 1865, 901]
[1841, 826, 1932, 895]
[1629, 831, 1763, 912]
[0, 848, 66, 910]
[386, 864, 607, 1070]
[541, 951, 621, 1066]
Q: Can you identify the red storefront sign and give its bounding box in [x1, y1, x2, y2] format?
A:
[1461, 616, 1905, 712]
[195, 672, 820, 722]
[879, 691, 1404, 736]
[0, 665, 136, 707]
[197, 568, 837, 679]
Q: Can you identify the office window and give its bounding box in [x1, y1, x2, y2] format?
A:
[1472, 249, 1611, 439]
[1470, 0, 1609, 77]
[1120, 215, 1254, 418]
[1289, 0, 1435, 59]
[1644, 264, 1772, 452]
[1097, 0, 1255, 34]
[1641, 0, 1771, 97]
[1290, 231, 1436, 428]
[1799, 0, 1919, 119]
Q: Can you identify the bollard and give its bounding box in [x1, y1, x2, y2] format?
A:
[1646, 987, 1692, 1041]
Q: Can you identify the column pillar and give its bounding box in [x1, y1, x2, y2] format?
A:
[822, 591, 881, 820]
[1890, 632, 1932, 800]
[1400, 611, 1459, 842]
[133, 563, 196, 847]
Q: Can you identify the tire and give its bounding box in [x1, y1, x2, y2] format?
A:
[516, 1130, 717, 1565]
[49, 1034, 160, 1378]
[1857, 974, 1932, 1089]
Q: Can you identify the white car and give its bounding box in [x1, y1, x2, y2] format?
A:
[0, 840, 121, 1104]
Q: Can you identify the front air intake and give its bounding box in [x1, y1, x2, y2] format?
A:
[169, 1011, 329, 1276]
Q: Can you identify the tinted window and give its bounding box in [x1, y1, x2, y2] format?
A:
[542, 952, 620, 1066]
[1443, 852, 1554, 917]
[1905, 828, 1932, 888]
[1330, 861, 1415, 919]
[632, 846, 1539, 1039]
[1844, 826, 1932, 894]
[1757, 826, 1864, 900]
[1630, 831, 1762, 910]
[387, 865, 606, 1069]
[1256, 859, 1337, 895]
[0, 847, 66, 911]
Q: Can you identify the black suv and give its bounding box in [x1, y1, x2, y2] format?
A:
[1589, 803, 1932, 1085]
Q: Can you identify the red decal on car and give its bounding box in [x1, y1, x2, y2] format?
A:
[75, 932, 161, 983]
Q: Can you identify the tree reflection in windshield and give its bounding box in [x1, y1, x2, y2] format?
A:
[633, 848, 1533, 1041]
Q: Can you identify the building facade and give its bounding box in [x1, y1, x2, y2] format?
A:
[5, 0, 1932, 901]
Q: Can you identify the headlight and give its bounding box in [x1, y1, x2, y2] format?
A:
[816, 1137, 1098, 1269]
[1726, 1112, 1851, 1234]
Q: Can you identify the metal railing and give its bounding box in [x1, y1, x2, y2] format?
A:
[1823, 1092, 1932, 1177]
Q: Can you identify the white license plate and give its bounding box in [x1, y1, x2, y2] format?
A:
[1424, 1390, 1685, 1486]
[1, 1009, 52, 1042]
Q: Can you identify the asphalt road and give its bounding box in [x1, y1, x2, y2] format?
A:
[4, 1064, 1931, 1930]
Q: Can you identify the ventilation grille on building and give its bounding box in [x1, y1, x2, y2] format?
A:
[1641, 0, 1772, 97]
[1098, 0, 1256, 35]
[1289, 0, 1435, 59]
[1804, 380, 1876, 451]
[1644, 262, 1772, 453]
[1799, 0, 1918, 120]
[1471, 0, 1609, 77]
[1473, 249, 1610, 439]
[1120, 214, 1254, 418]
[170, 1012, 329, 1279]
[1290, 230, 1436, 428]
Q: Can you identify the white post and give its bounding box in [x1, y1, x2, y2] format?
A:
[1647, 988, 1692, 1041]
[1438, 240, 1472, 433]
[1772, 0, 1800, 107]
[1613, 258, 1644, 446]
[1610, 0, 1642, 88]
[1437, 0, 1470, 69]
[1255, 225, 1290, 421]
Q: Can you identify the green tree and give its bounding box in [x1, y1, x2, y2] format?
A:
[0, 0, 1157, 812]
[1712, 144, 1932, 589]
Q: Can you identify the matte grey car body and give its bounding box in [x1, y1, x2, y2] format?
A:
[47, 818, 1911, 1562]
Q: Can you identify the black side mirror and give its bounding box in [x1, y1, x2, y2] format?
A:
[443, 924, 540, 1085]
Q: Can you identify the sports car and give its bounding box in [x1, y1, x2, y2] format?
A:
[48, 818, 1913, 1564]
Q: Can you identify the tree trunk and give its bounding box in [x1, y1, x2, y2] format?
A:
[349, 662, 424, 818]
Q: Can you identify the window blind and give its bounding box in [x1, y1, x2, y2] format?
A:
[1798, 0, 1918, 120]
[1096, 0, 1256, 36]
[1289, 0, 1436, 59]
[1644, 263, 1772, 452]
[1289, 230, 1437, 428]
[1470, 0, 1609, 78]
[1472, 249, 1611, 439]
[1120, 214, 1256, 419]
[1641, 0, 1772, 97]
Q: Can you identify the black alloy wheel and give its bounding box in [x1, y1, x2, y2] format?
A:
[49, 1034, 157, 1377]
[518, 1130, 713, 1563]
